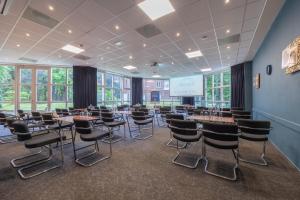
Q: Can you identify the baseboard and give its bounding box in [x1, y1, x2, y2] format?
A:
[269, 140, 300, 172]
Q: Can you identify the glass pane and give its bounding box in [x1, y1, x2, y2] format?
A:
[67, 85, 73, 102]
[223, 86, 231, 101]
[20, 69, 32, 84]
[0, 66, 15, 84]
[20, 102, 31, 111]
[113, 76, 121, 89]
[67, 102, 73, 108]
[223, 71, 231, 86]
[113, 89, 121, 101]
[105, 74, 113, 88]
[37, 70, 48, 84]
[123, 90, 130, 102]
[52, 68, 66, 84]
[51, 102, 66, 110]
[0, 85, 14, 101]
[213, 88, 221, 101]
[97, 72, 103, 85]
[52, 85, 66, 101]
[206, 89, 212, 101]
[0, 102, 15, 111]
[20, 85, 32, 101]
[213, 73, 221, 87]
[123, 78, 130, 89]
[105, 88, 113, 101]
[37, 85, 48, 101]
[37, 103, 48, 111]
[67, 68, 73, 85]
[97, 87, 103, 102]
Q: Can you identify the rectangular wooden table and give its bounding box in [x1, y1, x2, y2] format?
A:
[57, 115, 97, 123]
[187, 115, 235, 124]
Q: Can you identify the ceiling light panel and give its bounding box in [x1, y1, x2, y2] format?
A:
[185, 50, 203, 58]
[123, 65, 137, 70]
[138, 0, 175, 21]
[62, 44, 85, 54]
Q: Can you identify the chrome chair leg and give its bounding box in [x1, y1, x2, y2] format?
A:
[166, 130, 186, 148]
[133, 122, 153, 140]
[172, 140, 201, 169]
[239, 141, 268, 166]
[11, 148, 48, 168]
[203, 146, 239, 181]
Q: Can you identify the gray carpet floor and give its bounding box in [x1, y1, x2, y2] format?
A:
[0, 126, 300, 200]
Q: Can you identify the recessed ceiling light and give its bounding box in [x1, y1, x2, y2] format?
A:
[123, 65, 137, 70]
[115, 25, 120, 30]
[176, 32, 181, 37]
[188, 48, 192, 51]
[25, 33, 30, 37]
[185, 50, 203, 58]
[171, 61, 174, 65]
[138, 0, 175, 21]
[129, 55, 133, 59]
[100, 57, 104, 60]
[114, 41, 123, 46]
[201, 68, 212, 72]
[48, 5, 54, 11]
[68, 29, 72, 34]
[227, 46, 231, 49]
[143, 43, 147, 47]
[16, 44, 20, 47]
[225, 0, 230, 4]
[61, 44, 85, 54]
[201, 35, 208, 40]
[152, 74, 161, 78]
[226, 29, 230, 34]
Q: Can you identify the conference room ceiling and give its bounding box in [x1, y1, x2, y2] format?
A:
[0, 0, 284, 78]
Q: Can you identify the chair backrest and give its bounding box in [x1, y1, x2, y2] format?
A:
[32, 112, 42, 120]
[202, 122, 239, 149]
[69, 107, 74, 111]
[237, 119, 271, 136]
[169, 119, 198, 136]
[131, 111, 147, 120]
[42, 114, 56, 125]
[0, 112, 6, 123]
[17, 109, 24, 114]
[231, 110, 251, 120]
[101, 109, 110, 113]
[175, 106, 185, 111]
[90, 111, 100, 117]
[221, 108, 231, 112]
[231, 107, 244, 111]
[74, 120, 92, 134]
[101, 112, 114, 122]
[138, 108, 149, 115]
[55, 108, 62, 115]
[221, 111, 232, 117]
[100, 106, 107, 110]
[160, 106, 171, 114]
[165, 114, 184, 124]
[193, 109, 202, 115]
[12, 121, 31, 141]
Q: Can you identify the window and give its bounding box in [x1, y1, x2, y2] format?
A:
[19, 68, 32, 110]
[36, 69, 48, 111]
[97, 70, 131, 107]
[204, 70, 231, 108]
[0, 66, 15, 111]
[51, 68, 73, 110]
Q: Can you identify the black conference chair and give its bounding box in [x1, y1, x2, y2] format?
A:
[17, 109, 27, 120]
[101, 112, 126, 143]
[169, 119, 202, 168]
[165, 114, 186, 148]
[231, 107, 244, 111]
[221, 111, 233, 118]
[175, 106, 186, 114]
[90, 110, 104, 127]
[0, 112, 6, 125]
[128, 111, 154, 140]
[237, 119, 271, 166]
[10, 121, 65, 179]
[72, 119, 111, 167]
[232, 110, 252, 121]
[157, 106, 172, 127]
[202, 122, 240, 181]
[61, 109, 70, 116]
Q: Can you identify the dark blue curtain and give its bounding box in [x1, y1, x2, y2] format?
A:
[182, 97, 195, 105]
[132, 77, 143, 105]
[73, 66, 97, 108]
[231, 64, 245, 108]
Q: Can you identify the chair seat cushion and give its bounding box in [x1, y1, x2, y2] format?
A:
[80, 131, 110, 141]
[134, 118, 153, 125]
[104, 121, 126, 127]
[25, 133, 66, 148]
[173, 132, 201, 142]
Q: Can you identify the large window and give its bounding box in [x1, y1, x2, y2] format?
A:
[97, 70, 131, 107]
[143, 79, 181, 107]
[0, 66, 15, 111]
[51, 68, 73, 109]
[204, 70, 231, 108]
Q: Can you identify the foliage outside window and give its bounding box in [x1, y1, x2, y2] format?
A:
[0, 66, 15, 111]
[204, 70, 231, 108]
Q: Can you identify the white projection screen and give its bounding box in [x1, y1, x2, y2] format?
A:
[170, 75, 204, 96]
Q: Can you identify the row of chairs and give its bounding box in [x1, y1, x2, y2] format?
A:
[166, 115, 271, 181]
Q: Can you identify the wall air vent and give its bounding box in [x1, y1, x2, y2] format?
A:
[218, 34, 240, 46]
[19, 57, 38, 63]
[136, 23, 162, 38]
[22, 6, 59, 29]
[73, 54, 91, 61]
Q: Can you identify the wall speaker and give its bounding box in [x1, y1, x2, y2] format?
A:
[266, 65, 272, 75]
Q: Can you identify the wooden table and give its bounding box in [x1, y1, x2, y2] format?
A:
[57, 115, 97, 123]
[187, 115, 235, 124]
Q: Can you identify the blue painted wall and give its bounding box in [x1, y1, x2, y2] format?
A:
[252, 0, 300, 169]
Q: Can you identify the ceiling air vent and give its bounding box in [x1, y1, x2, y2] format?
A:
[218, 34, 240, 46]
[131, 71, 140, 75]
[22, 6, 59, 29]
[73, 54, 91, 61]
[19, 57, 38, 63]
[136, 23, 162, 38]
